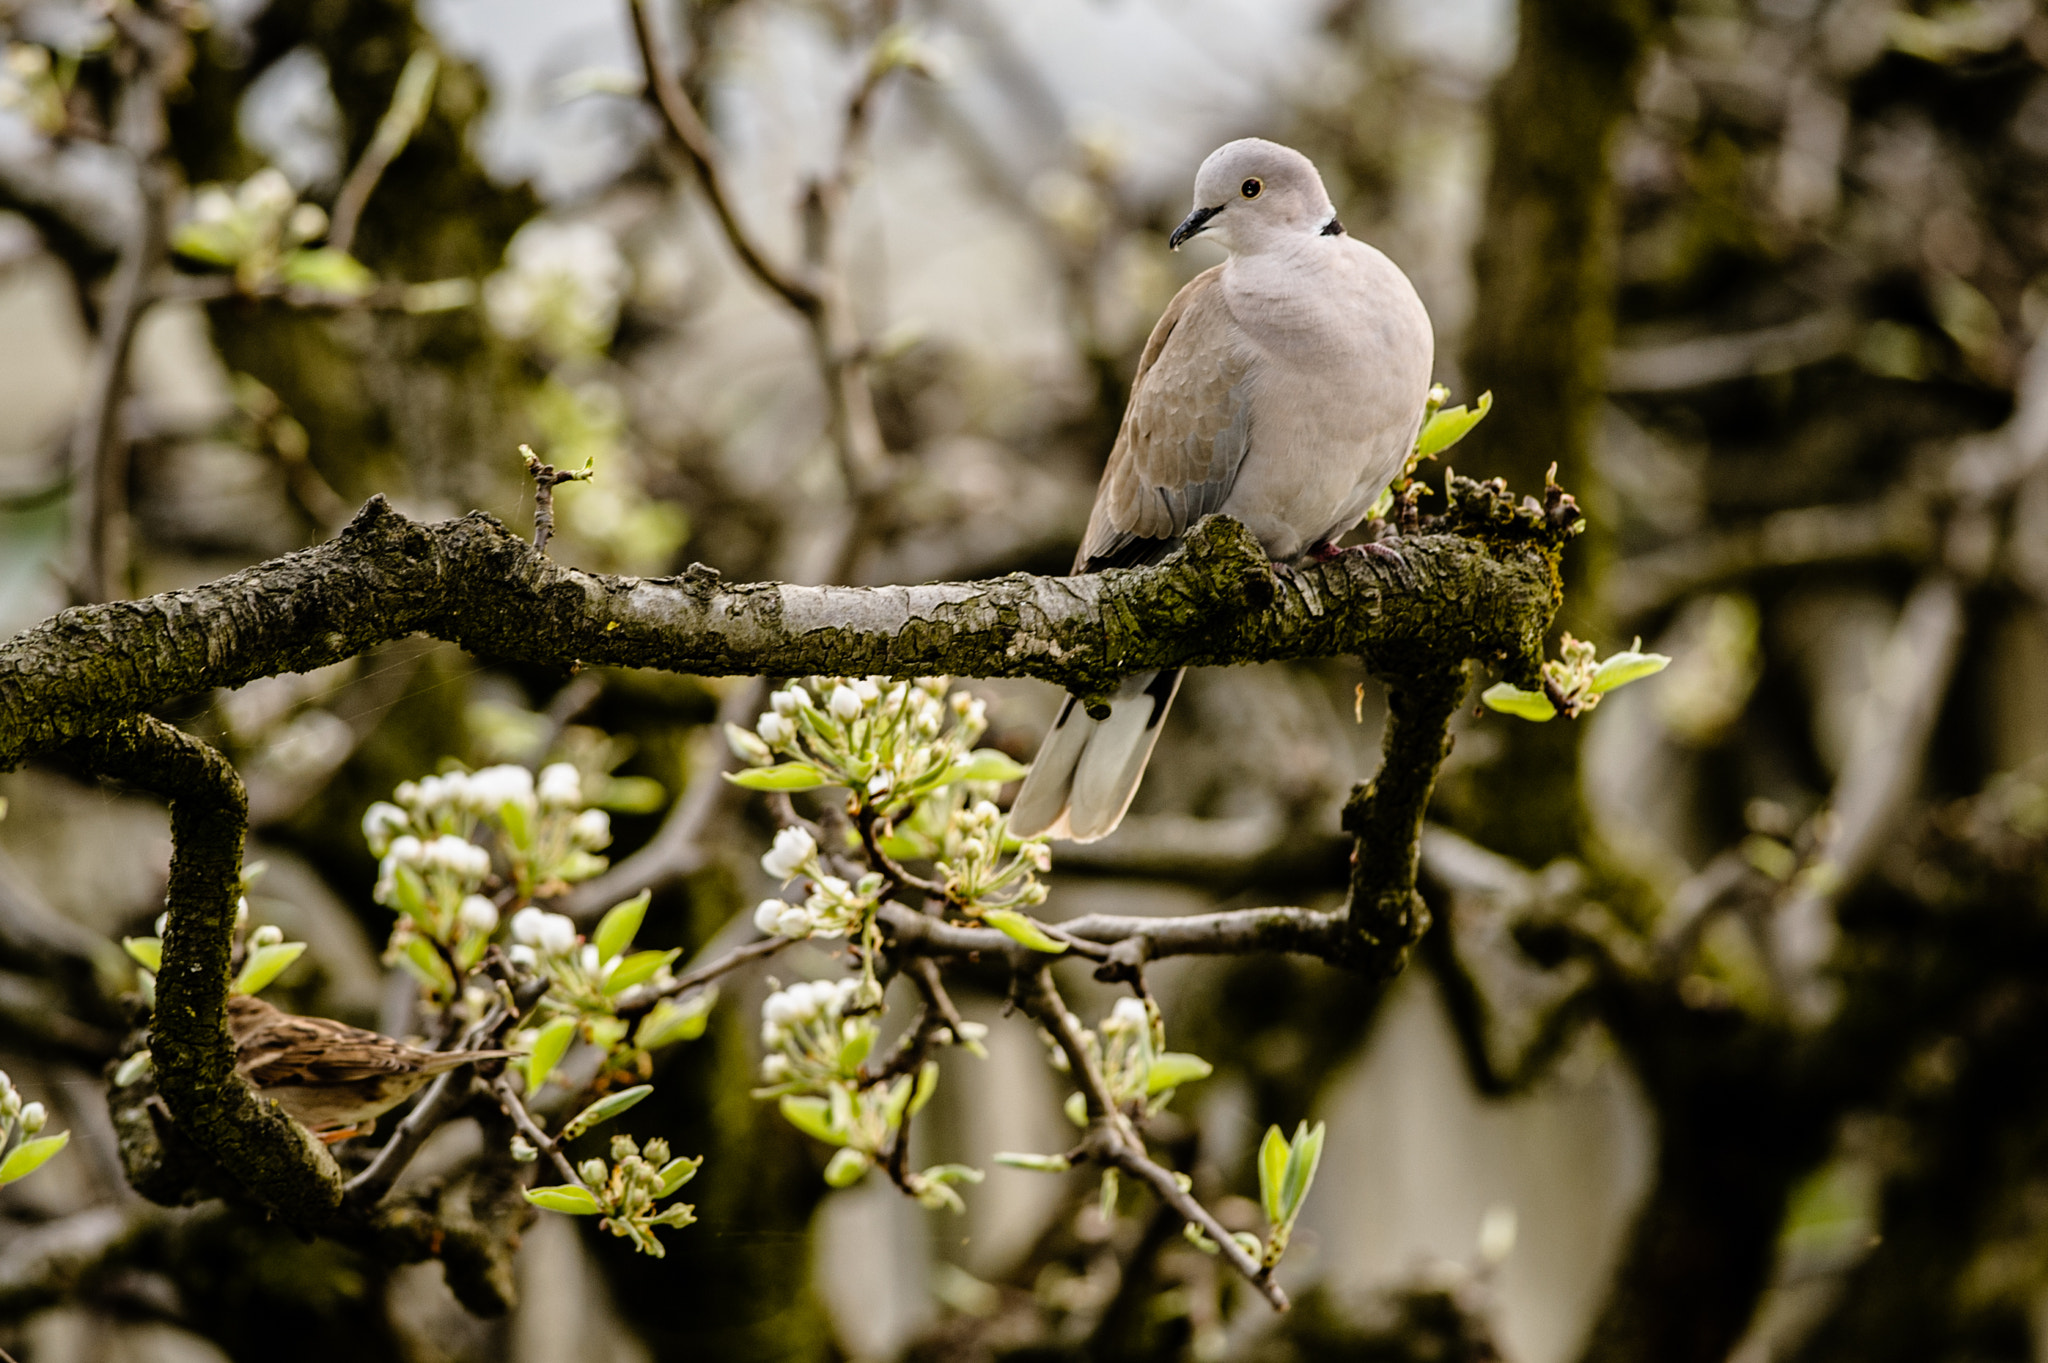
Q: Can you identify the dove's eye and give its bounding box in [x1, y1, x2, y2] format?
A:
[1241, 178, 1263, 199]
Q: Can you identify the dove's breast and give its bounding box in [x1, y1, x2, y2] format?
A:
[1218, 238, 1435, 559]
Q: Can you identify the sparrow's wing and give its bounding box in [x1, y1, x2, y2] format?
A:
[234, 1014, 424, 1087]
[1077, 265, 1256, 571]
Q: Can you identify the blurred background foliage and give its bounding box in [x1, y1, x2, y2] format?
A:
[2, 0, 2048, 1361]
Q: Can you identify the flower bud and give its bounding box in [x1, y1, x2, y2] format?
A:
[361, 801, 409, 855]
[770, 689, 801, 716]
[19, 1101, 45, 1134]
[572, 808, 612, 850]
[507, 943, 537, 969]
[537, 913, 579, 956]
[250, 925, 284, 949]
[775, 907, 813, 938]
[755, 898, 790, 935]
[510, 906, 547, 946]
[757, 712, 795, 748]
[829, 685, 862, 720]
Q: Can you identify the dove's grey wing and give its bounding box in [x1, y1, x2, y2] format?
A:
[1077, 266, 1256, 571]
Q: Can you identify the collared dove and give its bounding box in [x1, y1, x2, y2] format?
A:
[1009, 138, 1435, 843]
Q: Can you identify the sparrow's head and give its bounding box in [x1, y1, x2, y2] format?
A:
[1170, 138, 1341, 255]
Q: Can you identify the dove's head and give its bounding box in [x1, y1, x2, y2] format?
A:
[1170, 139, 1340, 255]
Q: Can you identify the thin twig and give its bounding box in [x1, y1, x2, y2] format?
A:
[626, 0, 819, 315]
[490, 1073, 583, 1189]
[521, 445, 593, 554]
[1018, 967, 1287, 1311]
[68, 9, 176, 603]
[345, 1002, 521, 1206]
[327, 50, 439, 258]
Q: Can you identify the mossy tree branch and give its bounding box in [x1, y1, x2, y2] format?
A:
[62, 717, 346, 1223]
[0, 484, 1565, 772]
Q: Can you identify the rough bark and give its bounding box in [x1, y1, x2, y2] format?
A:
[1, 485, 1568, 772]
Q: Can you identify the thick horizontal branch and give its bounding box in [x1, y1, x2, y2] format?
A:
[0, 489, 1564, 769]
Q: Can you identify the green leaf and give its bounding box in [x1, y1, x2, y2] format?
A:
[602, 948, 679, 996]
[980, 908, 1067, 954]
[391, 863, 433, 930]
[526, 1016, 577, 1092]
[233, 941, 306, 995]
[170, 221, 244, 267]
[994, 1151, 1071, 1173]
[779, 1094, 848, 1145]
[499, 797, 533, 851]
[947, 749, 1029, 785]
[839, 1025, 875, 1074]
[908, 1059, 940, 1117]
[112, 1051, 152, 1087]
[593, 775, 667, 813]
[1063, 1091, 1089, 1129]
[1415, 390, 1492, 459]
[281, 247, 375, 299]
[524, 1184, 602, 1215]
[122, 936, 162, 974]
[1258, 1125, 1289, 1226]
[1279, 1121, 1327, 1227]
[594, 890, 650, 964]
[1481, 682, 1557, 722]
[561, 1084, 653, 1141]
[1589, 650, 1672, 695]
[823, 1147, 871, 1188]
[724, 763, 832, 792]
[402, 936, 455, 995]
[1145, 1052, 1214, 1095]
[0, 1131, 68, 1186]
[656, 1155, 703, 1197]
[635, 992, 714, 1050]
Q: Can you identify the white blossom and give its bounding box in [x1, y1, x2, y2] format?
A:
[829, 685, 862, 721]
[387, 835, 424, 868]
[761, 828, 816, 882]
[757, 712, 795, 748]
[458, 895, 500, 934]
[465, 764, 536, 816]
[537, 763, 582, 809]
[510, 906, 548, 946]
[775, 907, 813, 938]
[507, 943, 538, 969]
[770, 689, 801, 717]
[483, 218, 629, 358]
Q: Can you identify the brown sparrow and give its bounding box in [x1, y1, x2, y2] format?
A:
[227, 994, 518, 1141]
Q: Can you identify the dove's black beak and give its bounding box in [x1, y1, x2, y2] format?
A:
[1169, 203, 1224, 250]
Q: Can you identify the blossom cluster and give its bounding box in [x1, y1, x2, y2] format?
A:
[726, 676, 1018, 818]
[171, 168, 373, 299]
[524, 1132, 699, 1258]
[0, 1066, 65, 1190]
[362, 762, 612, 991]
[751, 827, 887, 941]
[937, 799, 1051, 915]
[1055, 997, 1213, 1128]
[754, 977, 981, 1209]
[484, 218, 630, 362]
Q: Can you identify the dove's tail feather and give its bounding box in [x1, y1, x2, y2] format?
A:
[1009, 669, 1183, 843]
